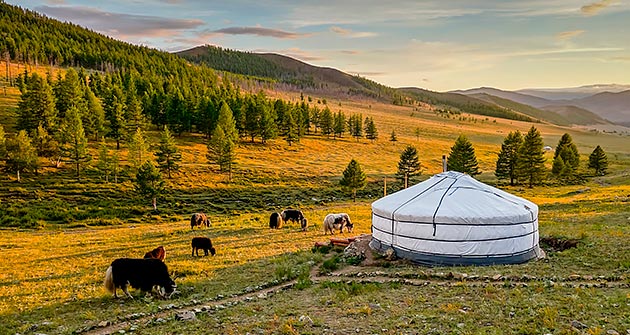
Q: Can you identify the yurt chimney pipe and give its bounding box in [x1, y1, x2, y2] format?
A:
[442, 155, 447, 172]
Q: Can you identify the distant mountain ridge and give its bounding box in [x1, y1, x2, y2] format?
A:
[452, 86, 630, 126]
[517, 84, 630, 100]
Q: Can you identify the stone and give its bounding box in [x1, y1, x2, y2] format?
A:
[369, 303, 382, 310]
[175, 311, 196, 321]
[570, 320, 588, 329]
[384, 247, 396, 261]
[492, 274, 502, 280]
[606, 330, 619, 335]
[298, 315, 314, 324]
[98, 321, 110, 327]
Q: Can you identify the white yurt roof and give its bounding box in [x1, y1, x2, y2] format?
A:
[370, 171, 540, 266]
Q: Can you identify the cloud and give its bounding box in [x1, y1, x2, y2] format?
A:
[348, 71, 387, 76]
[35, 5, 203, 38]
[581, 0, 617, 16]
[45, 0, 66, 4]
[210, 27, 310, 39]
[341, 50, 361, 55]
[329, 26, 378, 38]
[556, 30, 585, 40]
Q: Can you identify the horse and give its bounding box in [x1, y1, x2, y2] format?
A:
[190, 212, 210, 230]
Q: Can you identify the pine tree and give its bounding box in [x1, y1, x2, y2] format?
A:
[54, 68, 83, 121]
[495, 130, 523, 185]
[17, 73, 57, 134]
[348, 113, 363, 141]
[397, 145, 421, 188]
[243, 95, 260, 142]
[155, 126, 181, 178]
[207, 101, 238, 180]
[389, 130, 398, 144]
[258, 102, 277, 144]
[104, 84, 126, 149]
[320, 107, 333, 138]
[447, 135, 480, 176]
[134, 161, 165, 211]
[552, 133, 579, 179]
[283, 109, 298, 146]
[414, 127, 421, 141]
[97, 138, 113, 182]
[333, 111, 345, 139]
[60, 105, 91, 180]
[364, 117, 378, 142]
[517, 126, 547, 187]
[340, 158, 367, 202]
[33, 124, 61, 167]
[5, 130, 38, 182]
[588, 145, 608, 176]
[83, 87, 105, 141]
[127, 128, 150, 170]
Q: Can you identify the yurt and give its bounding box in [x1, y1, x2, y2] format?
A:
[370, 171, 541, 266]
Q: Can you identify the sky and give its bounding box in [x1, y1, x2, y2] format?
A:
[8, 0, 630, 92]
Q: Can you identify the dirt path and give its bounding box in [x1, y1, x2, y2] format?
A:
[79, 263, 628, 335]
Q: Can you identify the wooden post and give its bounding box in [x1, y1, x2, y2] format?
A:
[383, 177, 387, 196]
[404, 174, 408, 189]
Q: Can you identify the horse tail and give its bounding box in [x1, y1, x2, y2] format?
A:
[104, 266, 115, 293]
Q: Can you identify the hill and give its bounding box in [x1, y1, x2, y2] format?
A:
[399, 87, 535, 123]
[176, 45, 403, 102]
[517, 84, 630, 100]
[539, 105, 613, 126]
[452, 87, 553, 108]
[571, 90, 630, 126]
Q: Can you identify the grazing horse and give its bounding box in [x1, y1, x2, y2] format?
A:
[281, 209, 308, 231]
[143, 246, 166, 261]
[323, 213, 353, 235]
[269, 212, 283, 229]
[190, 212, 210, 230]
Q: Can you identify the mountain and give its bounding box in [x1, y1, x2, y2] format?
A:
[570, 90, 630, 126]
[517, 84, 630, 100]
[451, 87, 553, 108]
[468, 93, 571, 126]
[539, 105, 612, 126]
[176, 45, 403, 102]
[399, 87, 535, 122]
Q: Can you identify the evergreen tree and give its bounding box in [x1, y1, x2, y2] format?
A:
[97, 138, 114, 182]
[258, 102, 277, 144]
[127, 128, 150, 170]
[588, 145, 608, 176]
[60, 106, 91, 180]
[447, 135, 480, 176]
[155, 126, 181, 178]
[243, 95, 260, 142]
[207, 101, 238, 180]
[414, 127, 421, 141]
[54, 68, 83, 120]
[333, 111, 346, 139]
[17, 73, 57, 134]
[396, 145, 422, 188]
[104, 84, 126, 149]
[134, 161, 165, 211]
[348, 113, 363, 141]
[283, 109, 299, 146]
[517, 126, 547, 187]
[552, 133, 579, 179]
[364, 117, 378, 142]
[5, 130, 38, 182]
[33, 124, 61, 167]
[495, 130, 523, 185]
[389, 130, 398, 144]
[319, 107, 333, 138]
[83, 87, 105, 141]
[340, 158, 367, 202]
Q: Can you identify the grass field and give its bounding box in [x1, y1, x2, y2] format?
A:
[1, 69, 630, 334]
